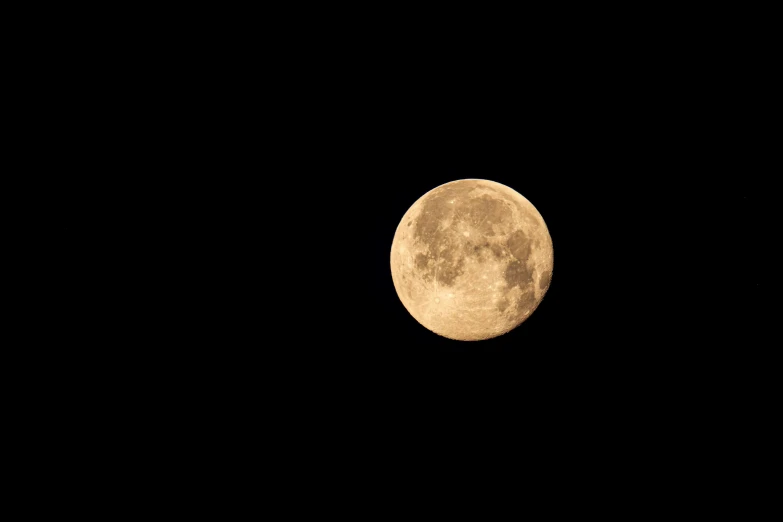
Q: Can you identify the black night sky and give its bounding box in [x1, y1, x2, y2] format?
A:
[43, 16, 771, 467]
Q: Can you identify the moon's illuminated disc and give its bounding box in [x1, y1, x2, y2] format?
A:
[390, 179, 554, 341]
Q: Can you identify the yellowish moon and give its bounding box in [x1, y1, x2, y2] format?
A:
[390, 179, 554, 341]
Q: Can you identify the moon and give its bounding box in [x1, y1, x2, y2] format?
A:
[390, 179, 554, 341]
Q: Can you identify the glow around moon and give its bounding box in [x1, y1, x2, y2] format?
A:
[390, 179, 553, 341]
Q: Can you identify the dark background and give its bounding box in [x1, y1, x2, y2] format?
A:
[32, 10, 774, 490]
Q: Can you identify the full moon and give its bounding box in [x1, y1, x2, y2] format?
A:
[390, 179, 554, 341]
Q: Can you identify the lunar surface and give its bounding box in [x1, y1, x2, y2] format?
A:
[390, 179, 553, 341]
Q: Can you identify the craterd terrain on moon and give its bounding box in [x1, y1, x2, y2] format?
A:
[390, 179, 553, 341]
